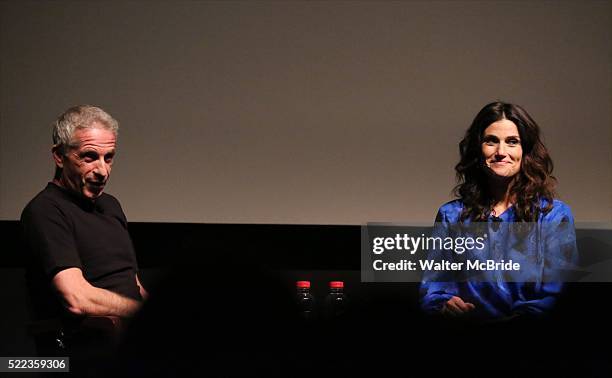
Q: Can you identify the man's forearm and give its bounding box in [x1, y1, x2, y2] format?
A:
[79, 286, 142, 318]
[54, 267, 143, 318]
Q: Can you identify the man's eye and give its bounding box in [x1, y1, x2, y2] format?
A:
[81, 152, 98, 162]
[105, 155, 114, 163]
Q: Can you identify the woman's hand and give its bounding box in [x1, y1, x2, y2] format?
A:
[442, 296, 475, 316]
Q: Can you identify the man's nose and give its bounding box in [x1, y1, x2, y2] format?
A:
[92, 158, 109, 179]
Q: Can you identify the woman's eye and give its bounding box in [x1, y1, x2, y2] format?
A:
[482, 136, 498, 146]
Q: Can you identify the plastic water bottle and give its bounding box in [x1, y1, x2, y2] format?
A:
[325, 281, 347, 319]
[296, 281, 315, 321]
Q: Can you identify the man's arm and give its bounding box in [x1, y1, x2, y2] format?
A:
[52, 267, 142, 318]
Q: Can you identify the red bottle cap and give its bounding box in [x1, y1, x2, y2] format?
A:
[329, 281, 344, 288]
[296, 281, 311, 288]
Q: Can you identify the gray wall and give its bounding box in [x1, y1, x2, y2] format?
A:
[1, 0, 611, 224]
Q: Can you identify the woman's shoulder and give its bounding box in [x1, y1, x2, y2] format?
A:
[541, 198, 574, 221]
[435, 199, 464, 223]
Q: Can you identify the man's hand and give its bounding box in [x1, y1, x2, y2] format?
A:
[442, 296, 475, 316]
[136, 274, 149, 301]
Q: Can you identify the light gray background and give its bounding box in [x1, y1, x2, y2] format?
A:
[1, 0, 611, 224]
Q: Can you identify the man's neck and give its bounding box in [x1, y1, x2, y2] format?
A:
[51, 178, 96, 203]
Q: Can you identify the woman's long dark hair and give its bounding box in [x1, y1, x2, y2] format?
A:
[454, 101, 556, 222]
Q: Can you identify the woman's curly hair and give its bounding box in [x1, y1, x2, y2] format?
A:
[454, 101, 556, 222]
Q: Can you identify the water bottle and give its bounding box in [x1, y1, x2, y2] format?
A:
[296, 281, 315, 321]
[325, 281, 347, 319]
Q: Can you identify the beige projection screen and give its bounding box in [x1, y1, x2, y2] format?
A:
[1, 1, 611, 224]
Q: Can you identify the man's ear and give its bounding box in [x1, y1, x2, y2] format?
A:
[52, 145, 64, 169]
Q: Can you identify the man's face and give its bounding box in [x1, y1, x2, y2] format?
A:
[54, 125, 116, 200]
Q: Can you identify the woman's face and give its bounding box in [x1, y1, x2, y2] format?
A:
[481, 119, 522, 179]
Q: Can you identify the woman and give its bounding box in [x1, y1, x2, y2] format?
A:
[420, 101, 578, 320]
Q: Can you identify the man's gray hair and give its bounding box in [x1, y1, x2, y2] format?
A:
[52, 105, 119, 154]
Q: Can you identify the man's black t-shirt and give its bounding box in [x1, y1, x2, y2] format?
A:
[21, 182, 141, 320]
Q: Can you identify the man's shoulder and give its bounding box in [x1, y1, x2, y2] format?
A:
[21, 183, 68, 218]
[21, 185, 124, 219]
[97, 192, 123, 211]
[96, 192, 128, 223]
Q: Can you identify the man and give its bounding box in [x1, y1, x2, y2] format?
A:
[21, 105, 146, 355]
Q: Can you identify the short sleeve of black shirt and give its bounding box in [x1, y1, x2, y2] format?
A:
[21, 183, 141, 307]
